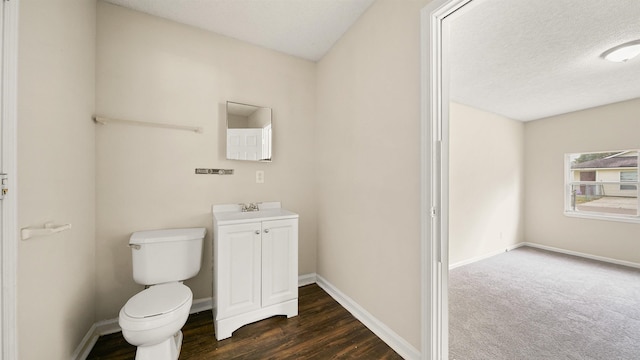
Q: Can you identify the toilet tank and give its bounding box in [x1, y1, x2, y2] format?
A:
[129, 227, 206, 285]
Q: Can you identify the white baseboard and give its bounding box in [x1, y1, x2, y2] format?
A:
[69, 323, 99, 360]
[298, 272, 317, 286]
[94, 318, 121, 336]
[74, 273, 420, 359]
[315, 275, 421, 360]
[449, 242, 526, 270]
[522, 242, 640, 269]
[449, 242, 640, 271]
[72, 299, 212, 360]
[190, 297, 213, 314]
[73, 273, 318, 360]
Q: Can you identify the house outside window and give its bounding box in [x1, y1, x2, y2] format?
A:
[565, 150, 639, 223]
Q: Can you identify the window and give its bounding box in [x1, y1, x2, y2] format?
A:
[565, 150, 639, 222]
[620, 171, 638, 190]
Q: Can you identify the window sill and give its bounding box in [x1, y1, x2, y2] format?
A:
[564, 211, 640, 224]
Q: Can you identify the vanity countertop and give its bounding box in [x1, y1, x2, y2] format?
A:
[212, 202, 298, 225]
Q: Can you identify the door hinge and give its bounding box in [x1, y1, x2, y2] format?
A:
[1, 173, 8, 200]
[430, 207, 437, 218]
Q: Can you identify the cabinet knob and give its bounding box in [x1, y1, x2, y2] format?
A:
[264, 229, 270, 233]
[255, 230, 260, 235]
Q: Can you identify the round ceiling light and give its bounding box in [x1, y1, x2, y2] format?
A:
[601, 39, 640, 63]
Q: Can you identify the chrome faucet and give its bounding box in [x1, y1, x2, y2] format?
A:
[240, 202, 260, 212]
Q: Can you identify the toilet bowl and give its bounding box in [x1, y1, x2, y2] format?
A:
[119, 282, 193, 360]
[118, 227, 205, 360]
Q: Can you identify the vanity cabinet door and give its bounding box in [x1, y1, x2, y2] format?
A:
[216, 222, 262, 319]
[261, 219, 298, 307]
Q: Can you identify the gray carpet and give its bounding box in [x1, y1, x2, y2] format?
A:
[449, 246, 640, 360]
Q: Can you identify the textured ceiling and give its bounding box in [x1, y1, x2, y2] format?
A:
[448, 0, 640, 121]
[102, 0, 375, 62]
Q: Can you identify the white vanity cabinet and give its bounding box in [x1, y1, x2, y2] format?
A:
[212, 202, 298, 340]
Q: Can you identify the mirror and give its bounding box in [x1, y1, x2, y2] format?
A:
[226, 101, 272, 162]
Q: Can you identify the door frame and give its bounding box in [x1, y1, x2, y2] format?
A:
[420, 0, 473, 358]
[1, 0, 19, 358]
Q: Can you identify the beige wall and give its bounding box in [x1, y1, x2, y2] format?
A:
[18, 0, 97, 359]
[248, 107, 272, 128]
[449, 102, 525, 265]
[95, 2, 317, 320]
[525, 98, 640, 264]
[316, 0, 431, 350]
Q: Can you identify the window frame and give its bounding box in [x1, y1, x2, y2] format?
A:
[564, 150, 640, 224]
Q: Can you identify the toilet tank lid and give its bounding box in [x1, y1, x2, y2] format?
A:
[129, 227, 206, 245]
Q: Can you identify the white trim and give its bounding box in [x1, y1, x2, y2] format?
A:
[74, 273, 419, 359]
[420, 4, 437, 360]
[1, 0, 19, 359]
[448, 242, 640, 271]
[522, 242, 640, 270]
[316, 275, 420, 360]
[298, 272, 317, 287]
[73, 273, 319, 359]
[71, 318, 122, 360]
[190, 297, 213, 314]
[70, 323, 100, 360]
[449, 243, 526, 270]
[564, 211, 640, 225]
[94, 318, 121, 336]
[420, 0, 476, 359]
[72, 298, 212, 360]
[71, 319, 114, 360]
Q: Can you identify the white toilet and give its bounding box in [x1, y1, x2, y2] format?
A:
[119, 227, 206, 360]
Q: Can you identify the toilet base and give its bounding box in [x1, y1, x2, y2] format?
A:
[135, 330, 183, 360]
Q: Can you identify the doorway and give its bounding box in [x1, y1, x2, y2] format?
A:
[420, 1, 474, 359]
[422, 0, 640, 358]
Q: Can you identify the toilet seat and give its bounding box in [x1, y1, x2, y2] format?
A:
[124, 283, 191, 319]
[119, 283, 193, 334]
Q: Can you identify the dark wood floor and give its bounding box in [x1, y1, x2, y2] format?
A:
[87, 284, 402, 359]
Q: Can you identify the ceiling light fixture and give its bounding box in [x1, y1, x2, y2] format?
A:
[601, 39, 640, 63]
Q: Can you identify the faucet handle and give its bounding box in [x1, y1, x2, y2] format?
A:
[239, 202, 261, 212]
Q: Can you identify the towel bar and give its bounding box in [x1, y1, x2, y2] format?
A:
[93, 116, 203, 133]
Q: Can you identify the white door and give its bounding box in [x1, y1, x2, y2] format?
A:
[261, 219, 298, 307]
[227, 128, 263, 160]
[216, 223, 262, 319]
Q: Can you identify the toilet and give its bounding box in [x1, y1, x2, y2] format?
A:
[118, 227, 206, 360]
